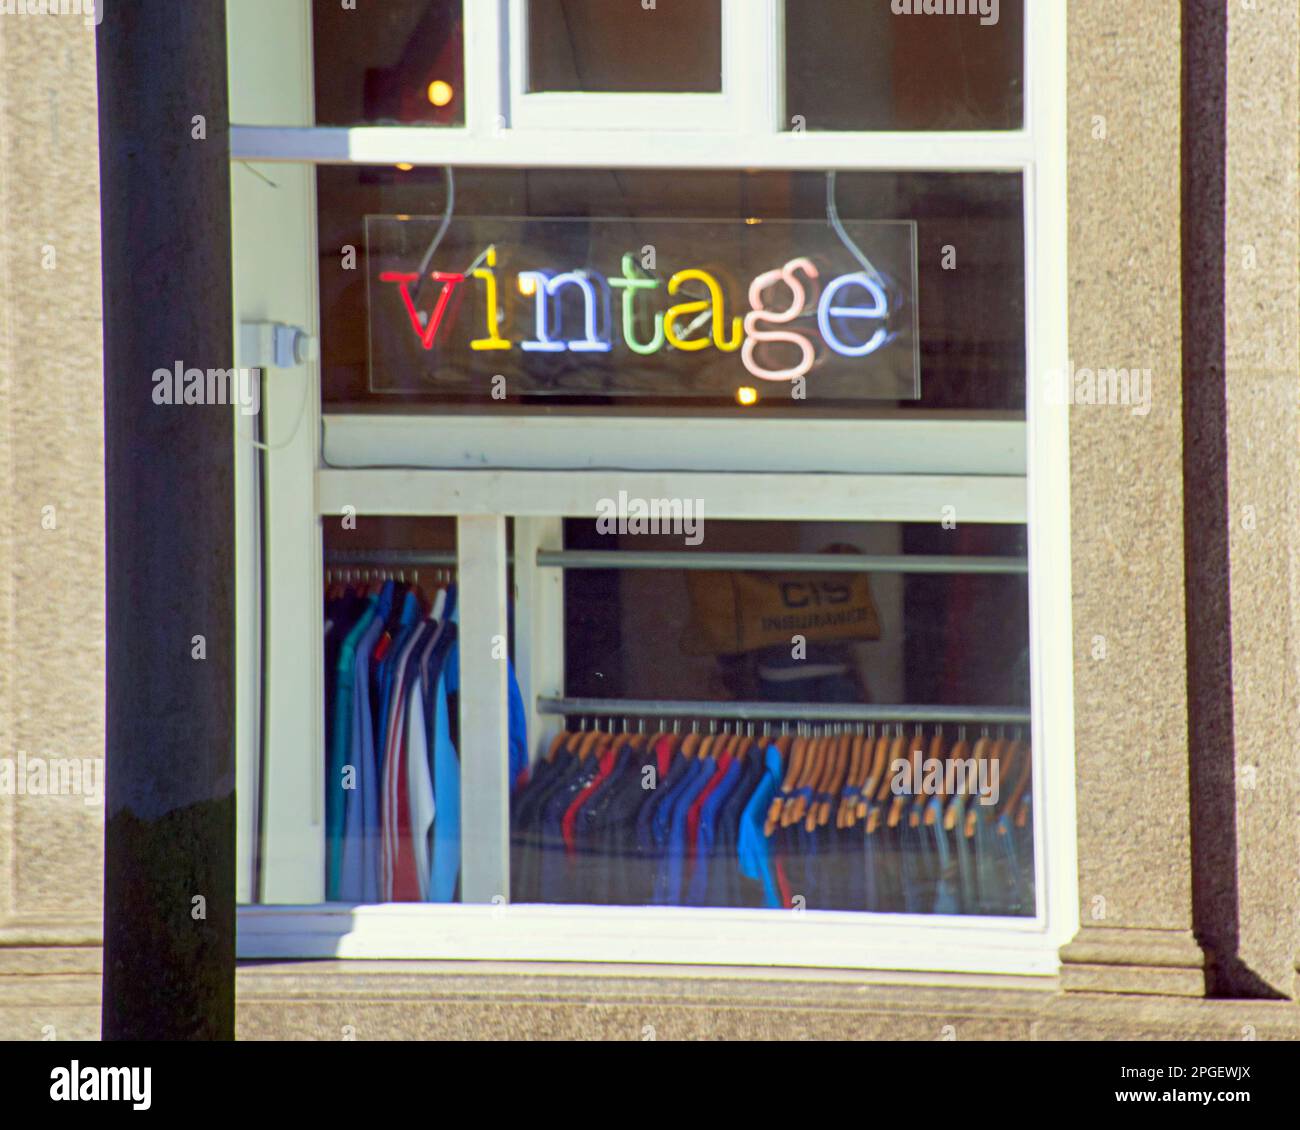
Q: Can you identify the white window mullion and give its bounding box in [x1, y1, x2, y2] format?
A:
[228, 0, 324, 905]
[1023, 0, 1076, 949]
[512, 517, 566, 770]
[456, 516, 511, 904]
[463, 0, 506, 136]
[731, 0, 784, 137]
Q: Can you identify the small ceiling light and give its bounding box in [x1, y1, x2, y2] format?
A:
[736, 386, 759, 406]
[395, 162, 414, 171]
[427, 80, 454, 107]
[518, 275, 537, 297]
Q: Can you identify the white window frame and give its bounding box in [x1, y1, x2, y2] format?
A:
[505, 0, 771, 133]
[227, 0, 1075, 977]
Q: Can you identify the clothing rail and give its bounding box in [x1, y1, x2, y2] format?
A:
[325, 549, 457, 566]
[537, 697, 1031, 726]
[323, 548, 1028, 575]
[537, 551, 1027, 575]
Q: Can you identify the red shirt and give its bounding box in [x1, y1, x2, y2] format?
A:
[561, 741, 620, 856]
[686, 753, 733, 855]
[654, 735, 675, 782]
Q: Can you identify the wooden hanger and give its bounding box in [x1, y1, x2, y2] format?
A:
[886, 727, 921, 828]
[942, 734, 971, 831]
[785, 734, 810, 826]
[769, 732, 806, 832]
[680, 728, 702, 758]
[912, 728, 946, 827]
[838, 732, 865, 829]
[963, 735, 994, 838]
[857, 728, 889, 823]
[577, 727, 605, 760]
[821, 731, 853, 828]
[808, 733, 837, 831]
[1001, 739, 1032, 833]
[866, 728, 905, 834]
[545, 731, 568, 762]
[923, 728, 950, 827]
[790, 733, 825, 827]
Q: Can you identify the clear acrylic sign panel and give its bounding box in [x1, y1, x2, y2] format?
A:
[365, 216, 920, 402]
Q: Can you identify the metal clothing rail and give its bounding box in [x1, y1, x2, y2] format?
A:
[537, 551, 1027, 575]
[325, 548, 456, 566]
[323, 548, 1029, 575]
[537, 697, 1031, 726]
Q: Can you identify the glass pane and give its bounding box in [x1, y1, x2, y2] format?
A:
[319, 518, 524, 903]
[313, 0, 465, 127]
[316, 166, 1024, 414]
[784, 0, 1024, 131]
[528, 0, 723, 93]
[512, 518, 1034, 915]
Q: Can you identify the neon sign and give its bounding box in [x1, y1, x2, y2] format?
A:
[365, 216, 919, 401]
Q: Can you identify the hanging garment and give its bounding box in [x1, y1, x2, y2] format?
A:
[686, 755, 743, 907]
[327, 584, 389, 900]
[737, 745, 783, 908]
[338, 607, 386, 902]
[427, 630, 462, 903]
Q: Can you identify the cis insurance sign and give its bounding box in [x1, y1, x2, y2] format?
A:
[364, 215, 919, 403]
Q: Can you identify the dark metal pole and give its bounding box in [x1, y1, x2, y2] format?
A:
[97, 0, 235, 1039]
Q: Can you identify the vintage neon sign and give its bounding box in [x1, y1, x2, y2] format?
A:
[379, 248, 893, 383]
[365, 216, 919, 401]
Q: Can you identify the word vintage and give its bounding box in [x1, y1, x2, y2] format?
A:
[365, 216, 919, 402]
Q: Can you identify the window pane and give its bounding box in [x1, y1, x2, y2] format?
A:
[313, 0, 465, 127]
[521, 517, 1034, 915]
[528, 0, 722, 93]
[784, 0, 1023, 131]
[316, 166, 1024, 414]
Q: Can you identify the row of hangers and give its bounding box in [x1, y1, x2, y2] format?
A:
[324, 567, 458, 603]
[767, 724, 1031, 840]
[541, 719, 1032, 842]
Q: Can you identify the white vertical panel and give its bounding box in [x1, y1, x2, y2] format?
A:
[456, 516, 510, 902]
[1023, 0, 1076, 946]
[463, 0, 506, 134]
[512, 517, 566, 764]
[228, 0, 323, 904]
[732, 0, 783, 136]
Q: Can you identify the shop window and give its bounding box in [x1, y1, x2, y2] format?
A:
[230, 0, 1069, 973]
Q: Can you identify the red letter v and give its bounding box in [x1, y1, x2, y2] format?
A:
[380, 271, 468, 350]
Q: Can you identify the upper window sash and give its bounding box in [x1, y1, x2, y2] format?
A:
[504, 0, 777, 133]
[228, 0, 1046, 172]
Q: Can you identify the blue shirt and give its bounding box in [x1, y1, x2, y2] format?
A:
[687, 756, 743, 906]
[326, 585, 389, 900]
[660, 757, 715, 905]
[738, 745, 784, 908]
[338, 611, 385, 902]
